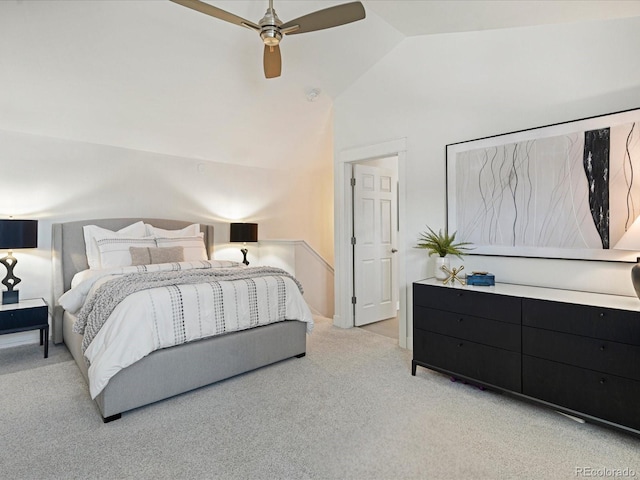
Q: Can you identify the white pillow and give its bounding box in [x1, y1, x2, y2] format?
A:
[83, 221, 147, 269]
[155, 234, 207, 261]
[146, 223, 200, 238]
[96, 236, 156, 269]
[70, 269, 103, 289]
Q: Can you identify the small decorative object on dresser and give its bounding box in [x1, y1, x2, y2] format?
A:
[415, 226, 472, 281]
[440, 264, 465, 286]
[466, 272, 495, 286]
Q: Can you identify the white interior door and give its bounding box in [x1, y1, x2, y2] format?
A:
[353, 163, 398, 327]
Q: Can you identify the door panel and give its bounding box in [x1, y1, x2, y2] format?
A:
[381, 258, 392, 303]
[362, 260, 375, 307]
[380, 199, 392, 244]
[362, 198, 374, 245]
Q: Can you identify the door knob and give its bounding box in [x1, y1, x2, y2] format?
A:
[391, 248, 398, 253]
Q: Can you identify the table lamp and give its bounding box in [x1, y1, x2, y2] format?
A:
[230, 223, 258, 266]
[612, 216, 640, 300]
[0, 219, 38, 304]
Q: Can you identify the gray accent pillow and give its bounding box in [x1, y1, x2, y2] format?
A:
[129, 246, 184, 266]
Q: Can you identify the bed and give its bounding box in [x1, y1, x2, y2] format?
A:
[52, 218, 311, 422]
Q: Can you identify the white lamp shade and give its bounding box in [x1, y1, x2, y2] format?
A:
[614, 216, 640, 250]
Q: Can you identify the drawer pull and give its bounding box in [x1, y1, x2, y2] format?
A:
[457, 343, 464, 347]
[457, 292, 463, 297]
[458, 318, 464, 323]
[599, 312, 605, 318]
[599, 378, 606, 385]
[599, 345, 605, 351]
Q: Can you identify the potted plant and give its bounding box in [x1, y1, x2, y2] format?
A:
[416, 226, 472, 279]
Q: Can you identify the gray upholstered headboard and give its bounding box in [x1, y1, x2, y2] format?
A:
[51, 218, 214, 344]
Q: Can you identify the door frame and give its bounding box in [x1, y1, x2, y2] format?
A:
[334, 138, 407, 348]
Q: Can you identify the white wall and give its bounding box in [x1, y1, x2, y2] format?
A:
[334, 16, 640, 343]
[255, 240, 334, 318]
[0, 129, 333, 347]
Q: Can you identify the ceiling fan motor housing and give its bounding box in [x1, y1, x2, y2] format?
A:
[259, 8, 283, 46]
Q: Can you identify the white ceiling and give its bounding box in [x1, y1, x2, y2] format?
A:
[366, 0, 640, 37]
[2, 1, 640, 172]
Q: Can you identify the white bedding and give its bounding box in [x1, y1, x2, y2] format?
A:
[59, 261, 313, 398]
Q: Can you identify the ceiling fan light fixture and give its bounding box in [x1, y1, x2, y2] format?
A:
[261, 29, 282, 46]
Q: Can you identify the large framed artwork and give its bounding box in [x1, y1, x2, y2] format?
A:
[446, 108, 640, 262]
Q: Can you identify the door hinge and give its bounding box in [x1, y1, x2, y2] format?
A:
[351, 296, 357, 304]
[350, 177, 356, 186]
[351, 237, 356, 245]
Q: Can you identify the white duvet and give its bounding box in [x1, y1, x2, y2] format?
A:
[59, 261, 313, 398]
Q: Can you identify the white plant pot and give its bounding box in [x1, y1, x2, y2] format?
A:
[434, 256, 450, 280]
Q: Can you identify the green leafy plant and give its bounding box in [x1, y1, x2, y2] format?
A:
[415, 226, 473, 259]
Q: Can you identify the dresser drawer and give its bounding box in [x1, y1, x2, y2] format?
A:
[523, 298, 640, 345]
[523, 355, 640, 430]
[414, 330, 521, 392]
[0, 305, 48, 331]
[414, 306, 521, 351]
[413, 283, 520, 324]
[523, 326, 640, 381]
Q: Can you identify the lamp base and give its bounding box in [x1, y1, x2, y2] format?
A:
[1, 252, 22, 296]
[632, 259, 640, 300]
[2, 290, 19, 304]
[241, 248, 249, 266]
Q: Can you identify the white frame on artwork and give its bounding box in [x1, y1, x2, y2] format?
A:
[446, 107, 640, 262]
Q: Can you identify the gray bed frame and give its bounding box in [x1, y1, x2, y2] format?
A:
[51, 218, 307, 422]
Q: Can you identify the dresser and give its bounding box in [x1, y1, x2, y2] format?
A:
[413, 279, 640, 436]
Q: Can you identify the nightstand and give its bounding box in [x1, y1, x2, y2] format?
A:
[0, 298, 49, 358]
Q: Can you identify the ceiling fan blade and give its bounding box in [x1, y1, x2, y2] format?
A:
[280, 1, 365, 35]
[263, 45, 282, 79]
[170, 0, 260, 31]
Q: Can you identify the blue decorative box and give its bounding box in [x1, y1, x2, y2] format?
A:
[466, 272, 495, 286]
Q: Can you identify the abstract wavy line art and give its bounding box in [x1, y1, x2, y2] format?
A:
[448, 110, 640, 260]
[623, 122, 636, 230]
[455, 133, 594, 249]
[452, 123, 640, 256]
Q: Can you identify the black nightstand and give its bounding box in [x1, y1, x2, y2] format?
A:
[0, 298, 49, 358]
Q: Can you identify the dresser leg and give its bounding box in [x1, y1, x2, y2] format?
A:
[411, 360, 417, 376]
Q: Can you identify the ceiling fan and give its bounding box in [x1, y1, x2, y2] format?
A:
[170, 0, 366, 79]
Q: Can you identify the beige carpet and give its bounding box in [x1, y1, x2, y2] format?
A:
[1, 316, 638, 479]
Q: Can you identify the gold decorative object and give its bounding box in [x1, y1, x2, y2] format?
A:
[441, 264, 465, 286]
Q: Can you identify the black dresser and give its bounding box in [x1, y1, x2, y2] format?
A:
[413, 279, 640, 436]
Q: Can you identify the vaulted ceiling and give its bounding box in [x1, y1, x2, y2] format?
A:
[2, 1, 639, 172]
